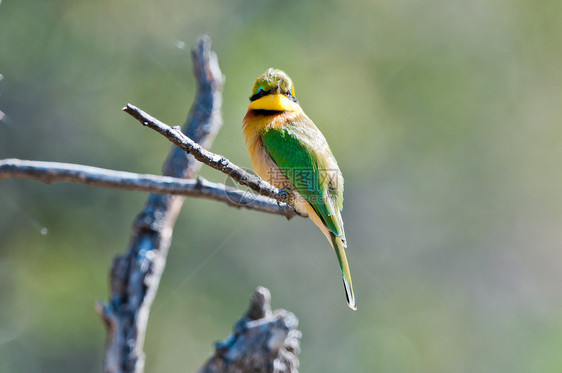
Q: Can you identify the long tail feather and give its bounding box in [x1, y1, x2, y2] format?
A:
[330, 233, 356, 310]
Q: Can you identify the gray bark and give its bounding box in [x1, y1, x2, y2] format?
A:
[198, 287, 301, 373]
[96, 35, 224, 373]
[0, 159, 300, 218]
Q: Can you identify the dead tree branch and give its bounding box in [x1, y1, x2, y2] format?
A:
[198, 287, 301, 373]
[95, 35, 225, 373]
[0, 158, 300, 219]
[123, 104, 300, 208]
[1, 35, 303, 373]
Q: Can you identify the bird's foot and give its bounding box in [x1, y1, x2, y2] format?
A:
[277, 189, 290, 204]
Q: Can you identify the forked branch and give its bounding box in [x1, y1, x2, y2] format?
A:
[123, 104, 303, 213]
[0, 35, 303, 373]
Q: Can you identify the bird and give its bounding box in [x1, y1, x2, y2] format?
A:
[242, 68, 356, 310]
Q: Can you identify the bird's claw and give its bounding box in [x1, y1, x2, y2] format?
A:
[277, 189, 289, 204]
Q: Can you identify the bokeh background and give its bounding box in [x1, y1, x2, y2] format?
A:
[1, 0, 562, 372]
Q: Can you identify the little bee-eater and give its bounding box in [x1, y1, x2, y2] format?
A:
[242, 68, 356, 310]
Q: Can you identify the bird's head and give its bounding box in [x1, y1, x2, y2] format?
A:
[248, 68, 301, 112]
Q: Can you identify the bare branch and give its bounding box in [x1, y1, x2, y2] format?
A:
[123, 104, 293, 206]
[197, 287, 301, 373]
[2, 36, 304, 373]
[0, 158, 301, 219]
[96, 35, 225, 373]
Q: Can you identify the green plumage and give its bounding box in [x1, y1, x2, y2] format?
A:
[262, 121, 345, 241]
[252, 68, 294, 96]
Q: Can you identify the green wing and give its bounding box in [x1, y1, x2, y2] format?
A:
[262, 122, 345, 240]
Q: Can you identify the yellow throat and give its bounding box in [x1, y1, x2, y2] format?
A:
[248, 93, 301, 112]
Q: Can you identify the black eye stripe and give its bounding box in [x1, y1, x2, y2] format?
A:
[249, 88, 270, 102]
[248, 88, 299, 103]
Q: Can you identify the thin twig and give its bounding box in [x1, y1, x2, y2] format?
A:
[123, 104, 293, 206]
[0, 158, 300, 219]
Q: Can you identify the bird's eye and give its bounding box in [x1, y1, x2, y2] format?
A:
[257, 87, 264, 94]
[287, 89, 292, 96]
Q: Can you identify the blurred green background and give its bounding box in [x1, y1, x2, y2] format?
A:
[1, 0, 562, 372]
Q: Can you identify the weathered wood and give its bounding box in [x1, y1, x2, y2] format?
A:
[96, 35, 224, 373]
[198, 287, 301, 373]
[0, 159, 300, 218]
[123, 104, 306, 217]
[0, 35, 304, 373]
